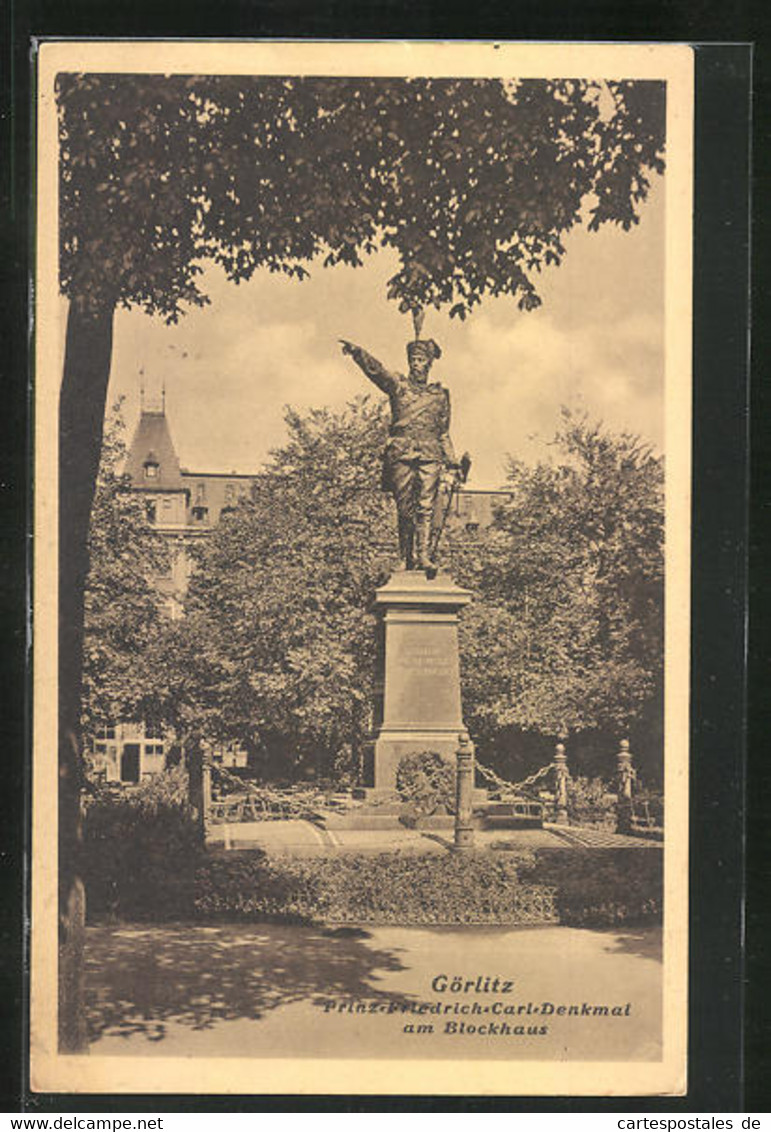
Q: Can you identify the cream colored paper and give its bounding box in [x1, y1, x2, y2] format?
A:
[32, 40, 692, 1096]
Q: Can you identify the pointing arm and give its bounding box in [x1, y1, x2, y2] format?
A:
[339, 340, 398, 395]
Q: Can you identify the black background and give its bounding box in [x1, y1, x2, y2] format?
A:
[1, 0, 764, 1114]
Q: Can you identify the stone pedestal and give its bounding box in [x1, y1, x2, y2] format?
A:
[360, 570, 472, 794]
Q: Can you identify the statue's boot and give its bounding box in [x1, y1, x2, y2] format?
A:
[414, 517, 437, 573]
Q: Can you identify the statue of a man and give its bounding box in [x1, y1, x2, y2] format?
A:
[340, 336, 460, 572]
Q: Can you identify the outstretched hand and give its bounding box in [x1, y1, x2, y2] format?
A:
[339, 338, 356, 357]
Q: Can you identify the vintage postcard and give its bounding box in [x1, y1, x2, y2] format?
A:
[31, 41, 692, 1096]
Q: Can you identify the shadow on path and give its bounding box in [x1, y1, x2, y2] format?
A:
[86, 922, 408, 1044]
[599, 926, 663, 964]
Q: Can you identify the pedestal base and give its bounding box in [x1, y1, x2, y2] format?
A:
[362, 729, 467, 791]
[364, 569, 472, 791]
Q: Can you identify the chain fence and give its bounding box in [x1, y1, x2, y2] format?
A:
[207, 752, 562, 824]
[474, 758, 557, 798]
[208, 748, 660, 832]
[208, 762, 323, 823]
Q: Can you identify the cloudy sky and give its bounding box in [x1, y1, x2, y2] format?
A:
[102, 176, 664, 490]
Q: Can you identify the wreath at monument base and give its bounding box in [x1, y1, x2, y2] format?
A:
[395, 751, 456, 817]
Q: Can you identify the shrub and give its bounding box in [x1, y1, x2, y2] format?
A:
[628, 787, 664, 827]
[519, 848, 662, 927]
[395, 751, 455, 817]
[83, 767, 202, 920]
[132, 762, 191, 809]
[566, 775, 617, 829]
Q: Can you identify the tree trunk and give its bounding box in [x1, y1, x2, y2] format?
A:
[186, 739, 209, 843]
[58, 295, 115, 1053]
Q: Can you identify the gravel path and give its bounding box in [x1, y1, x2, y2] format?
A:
[206, 819, 659, 856]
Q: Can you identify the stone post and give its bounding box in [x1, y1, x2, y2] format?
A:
[553, 741, 569, 825]
[453, 732, 475, 852]
[616, 738, 634, 835]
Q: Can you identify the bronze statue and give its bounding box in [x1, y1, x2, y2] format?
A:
[340, 335, 468, 572]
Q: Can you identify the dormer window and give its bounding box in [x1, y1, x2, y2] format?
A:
[143, 453, 159, 479]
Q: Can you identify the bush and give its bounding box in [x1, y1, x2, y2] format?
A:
[395, 751, 455, 817]
[83, 767, 202, 920]
[566, 776, 617, 829]
[519, 848, 662, 927]
[194, 849, 551, 925]
[629, 787, 664, 827]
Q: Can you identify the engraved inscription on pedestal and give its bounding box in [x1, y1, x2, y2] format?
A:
[386, 616, 463, 729]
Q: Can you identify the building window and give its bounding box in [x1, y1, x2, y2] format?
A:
[97, 725, 116, 740]
[144, 461, 159, 479]
[162, 498, 172, 511]
[192, 505, 209, 522]
[146, 501, 156, 523]
[92, 737, 120, 782]
[196, 483, 206, 503]
[145, 722, 163, 740]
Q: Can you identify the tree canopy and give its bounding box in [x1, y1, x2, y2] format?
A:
[448, 410, 664, 773]
[58, 74, 665, 320]
[169, 397, 395, 779]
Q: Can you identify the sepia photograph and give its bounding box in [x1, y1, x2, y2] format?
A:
[31, 41, 693, 1096]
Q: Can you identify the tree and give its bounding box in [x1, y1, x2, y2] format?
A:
[447, 409, 664, 782]
[55, 72, 664, 1048]
[176, 397, 395, 780]
[81, 403, 171, 747]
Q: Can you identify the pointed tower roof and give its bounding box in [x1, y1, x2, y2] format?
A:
[124, 409, 185, 491]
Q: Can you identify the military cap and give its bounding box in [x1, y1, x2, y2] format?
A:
[407, 338, 442, 362]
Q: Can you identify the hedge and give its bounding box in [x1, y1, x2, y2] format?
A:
[519, 848, 663, 927]
[194, 847, 662, 927]
[194, 849, 553, 925]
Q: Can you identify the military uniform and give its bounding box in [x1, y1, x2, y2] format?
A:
[348, 341, 457, 569]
